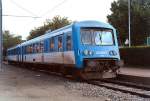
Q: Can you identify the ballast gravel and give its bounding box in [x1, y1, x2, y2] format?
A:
[64, 81, 150, 101]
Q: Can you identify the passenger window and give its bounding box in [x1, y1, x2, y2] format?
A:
[66, 33, 72, 51]
[58, 36, 63, 51]
[30, 45, 33, 53]
[27, 45, 30, 54]
[35, 43, 39, 53]
[40, 41, 44, 53]
[50, 37, 54, 51]
[25, 46, 27, 54]
[37, 43, 40, 53]
[33, 44, 35, 53]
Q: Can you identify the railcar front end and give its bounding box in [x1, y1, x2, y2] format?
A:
[72, 21, 121, 79]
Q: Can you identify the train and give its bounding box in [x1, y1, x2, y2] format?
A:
[7, 20, 121, 80]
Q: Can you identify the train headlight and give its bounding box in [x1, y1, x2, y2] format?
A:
[109, 50, 117, 56]
[83, 50, 88, 56]
[88, 51, 93, 55]
[83, 50, 94, 56]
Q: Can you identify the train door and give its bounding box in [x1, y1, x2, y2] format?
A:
[17, 48, 19, 62]
[19, 48, 20, 62]
[21, 46, 24, 62]
[19, 47, 21, 62]
[41, 41, 44, 63]
[63, 32, 74, 64]
[58, 35, 64, 64]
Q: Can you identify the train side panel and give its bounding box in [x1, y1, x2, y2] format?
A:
[63, 51, 75, 65]
[43, 52, 63, 64]
[7, 55, 17, 62]
[23, 53, 43, 63]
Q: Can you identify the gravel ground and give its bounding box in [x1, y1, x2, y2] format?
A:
[1, 64, 150, 101]
[65, 81, 150, 101]
[0, 64, 107, 101]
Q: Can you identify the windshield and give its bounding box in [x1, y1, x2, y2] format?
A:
[81, 28, 114, 45]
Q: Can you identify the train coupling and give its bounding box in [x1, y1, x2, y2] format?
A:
[116, 60, 124, 67]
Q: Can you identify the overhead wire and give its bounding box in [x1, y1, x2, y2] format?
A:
[41, 0, 67, 17]
[8, 0, 67, 19]
[22, 0, 68, 32]
[4, 0, 68, 39]
[10, 0, 38, 17]
[3, 14, 41, 18]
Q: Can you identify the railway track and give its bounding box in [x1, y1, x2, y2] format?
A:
[101, 79, 150, 91]
[87, 79, 150, 98]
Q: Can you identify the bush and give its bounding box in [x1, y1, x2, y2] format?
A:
[120, 46, 150, 66]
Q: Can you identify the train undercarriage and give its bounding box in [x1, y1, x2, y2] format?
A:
[7, 59, 121, 80]
[76, 59, 121, 80]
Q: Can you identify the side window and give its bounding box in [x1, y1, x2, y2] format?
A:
[14, 49, 15, 55]
[40, 41, 44, 53]
[50, 37, 54, 51]
[33, 44, 35, 53]
[37, 43, 40, 53]
[27, 46, 29, 54]
[58, 36, 63, 51]
[25, 46, 27, 54]
[35, 43, 39, 53]
[30, 45, 33, 54]
[66, 33, 72, 51]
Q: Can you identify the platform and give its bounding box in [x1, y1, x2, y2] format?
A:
[120, 67, 150, 77]
[118, 66, 150, 85]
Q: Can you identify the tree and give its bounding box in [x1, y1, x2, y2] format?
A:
[27, 15, 71, 40]
[3, 30, 22, 57]
[107, 0, 150, 46]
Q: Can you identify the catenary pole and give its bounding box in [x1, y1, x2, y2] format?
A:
[128, 0, 131, 47]
[0, 0, 2, 71]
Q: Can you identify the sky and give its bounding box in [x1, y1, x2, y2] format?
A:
[3, 0, 115, 40]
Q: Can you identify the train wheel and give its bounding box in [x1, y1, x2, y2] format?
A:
[72, 69, 83, 80]
[60, 66, 67, 76]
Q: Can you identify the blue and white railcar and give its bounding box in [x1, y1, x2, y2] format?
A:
[7, 44, 21, 62]
[7, 20, 121, 79]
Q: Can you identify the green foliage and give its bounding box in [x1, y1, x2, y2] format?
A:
[107, 0, 150, 46]
[120, 47, 150, 66]
[3, 30, 23, 56]
[27, 15, 71, 40]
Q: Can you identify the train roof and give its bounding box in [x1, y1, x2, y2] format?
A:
[7, 20, 115, 50]
[7, 44, 21, 51]
[74, 20, 114, 29]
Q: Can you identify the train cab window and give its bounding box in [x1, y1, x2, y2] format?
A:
[81, 29, 92, 45]
[81, 28, 114, 45]
[50, 37, 55, 51]
[66, 33, 72, 51]
[58, 36, 63, 51]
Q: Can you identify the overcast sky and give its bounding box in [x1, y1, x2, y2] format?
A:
[3, 0, 115, 40]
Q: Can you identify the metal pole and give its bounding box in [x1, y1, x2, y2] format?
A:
[128, 0, 131, 47]
[0, 0, 2, 71]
